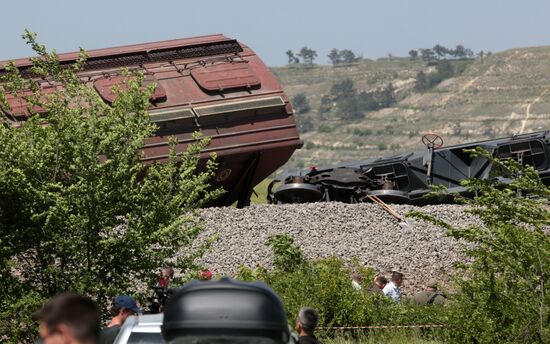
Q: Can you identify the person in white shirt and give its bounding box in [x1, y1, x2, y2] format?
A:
[383, 271, 404, 303]
[351, 272, 363, 291]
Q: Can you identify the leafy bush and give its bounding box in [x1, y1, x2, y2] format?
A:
[0, 32, 222, 342]
[410, 148, 550, 343]
[237, 234, 450, 335]
[292, 93, 311, 114]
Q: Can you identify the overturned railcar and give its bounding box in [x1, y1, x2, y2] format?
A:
[0, 34, 302, 207]
[271, 131, 550, 205]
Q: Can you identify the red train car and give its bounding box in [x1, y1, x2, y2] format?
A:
[0, 34, 302, 207]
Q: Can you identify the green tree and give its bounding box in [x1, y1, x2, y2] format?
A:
[0, 31, 222, 342]
[408, 49, 418, 60]
[330, 78, 355, 100]
[286, 49, 299, 64]
[292, 93, 311, 114]
[327, 48, 341, 65]
[297, 46, 317, 65]
[414, 71, 429, 91]
[377, 83, 395, 108]
[432, 44, 449, 59]
[339, 49, 356, 64]
[419, 48, 435, 62]
[452, 44, 467, 58]
[410, 148, 550, 343]
[318, 94, 332, 115]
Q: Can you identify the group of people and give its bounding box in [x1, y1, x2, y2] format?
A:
[34, 293, 323, 344]
[352, 270, 447, 305]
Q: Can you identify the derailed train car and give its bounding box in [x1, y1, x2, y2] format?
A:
[271, 131, 550, 205]
[0, 34, 302, 207]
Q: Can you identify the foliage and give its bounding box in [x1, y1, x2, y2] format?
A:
[237, 235, 450, 340]
[337, 96, 362, 120]
[408, 49, 418, 60]
[330, 78, 356, 100]
[286, 50, 300, 64]
[292, 93, 311, 114]
[409, 147, 550, 343]
[328, 49, 357, 65]
[326, 79, 396, 120]
[298, 47, 318, 65]
[265, 234, 304, 272]
[328, 49, 342, 65]
[415, 60, 466, 91]
[0, 31, 222, 342]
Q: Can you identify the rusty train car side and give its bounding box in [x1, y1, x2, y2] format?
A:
[0, 34, 302, 207]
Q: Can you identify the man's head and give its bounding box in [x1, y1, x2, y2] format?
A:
[111, 295, 142, 320]
[391, 271, 404, 287]
[295, 307, 320, 336]
[426, 279, 438, 292]
[162, 267, 175, 279]
[199, 269, 213, 280]
[35, 293, 100, 344]
[351, 272, 362, 283]
[374, 275, 388, 289]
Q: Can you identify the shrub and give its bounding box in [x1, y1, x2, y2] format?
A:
[0, 31, 222, 342]
[292, 93, 311, 114]
[410, 148, 550, 343]
[237, 234, 451, 339]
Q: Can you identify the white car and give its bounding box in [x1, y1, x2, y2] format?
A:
[114, 313, 163, 344]
[113, 313, 298, 344]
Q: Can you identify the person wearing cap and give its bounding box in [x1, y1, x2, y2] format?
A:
[99, 295, 142, 344]
[295, 307, 321, 344]
[412, 279, 447, 306]
[383, 271, 404, 303]
[35, 293, 100, 344]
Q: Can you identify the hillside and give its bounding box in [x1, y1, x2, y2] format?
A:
[272, 47, 550, 170]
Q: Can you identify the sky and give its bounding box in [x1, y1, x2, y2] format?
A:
[2, 0, 550, 66]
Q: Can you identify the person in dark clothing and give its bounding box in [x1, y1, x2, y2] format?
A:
[35, 293, 100, 344]
[369, 275, 388, 294]
[412, 279, 447, 306]
[295, 307, 321, 344]
[99, 295, 142, 344]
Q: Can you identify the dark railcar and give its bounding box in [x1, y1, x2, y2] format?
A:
[271, 131, 550, 205]
[0, 34, 302, 207]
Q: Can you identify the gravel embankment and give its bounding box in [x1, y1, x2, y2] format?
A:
[196, 203, 479, 294]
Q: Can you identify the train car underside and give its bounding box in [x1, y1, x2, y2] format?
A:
[271, 131, 550, 205]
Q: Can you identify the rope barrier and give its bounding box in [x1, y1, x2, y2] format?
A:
[318, 324, 447, 330]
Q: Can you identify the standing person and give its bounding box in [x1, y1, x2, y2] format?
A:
[369, 275, 388, 294]
[35, 293, 100, 344]
[295, 307, 322, 344]
[412, 279, 447, 306]
[158, 267, 174, 288]
[99, 295, 142, 344]
[350, 272, 363, 291]
[383, 271, 404, 303]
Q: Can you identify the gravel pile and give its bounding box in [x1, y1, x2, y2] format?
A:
[196, 203, 479, 294]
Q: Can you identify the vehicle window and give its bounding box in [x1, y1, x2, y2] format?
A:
[127, 332, 163, 343]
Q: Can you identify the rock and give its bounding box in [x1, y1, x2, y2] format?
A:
[193, 203, 480, 295]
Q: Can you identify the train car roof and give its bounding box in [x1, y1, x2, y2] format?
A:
[0, 34, 238, 71]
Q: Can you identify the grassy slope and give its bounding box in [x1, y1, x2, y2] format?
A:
[272, 47, 550, 170]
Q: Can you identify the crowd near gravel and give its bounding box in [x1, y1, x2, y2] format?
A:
[196, 203, 480, 295]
